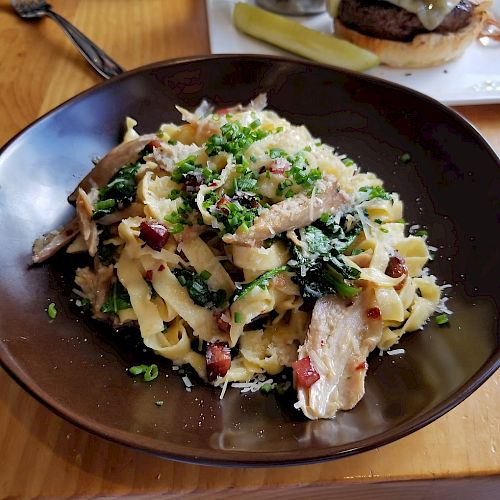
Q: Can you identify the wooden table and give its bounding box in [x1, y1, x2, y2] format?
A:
[1, 1, 498, 498]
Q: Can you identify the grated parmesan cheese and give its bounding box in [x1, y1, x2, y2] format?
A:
[387, 348, 405, 356]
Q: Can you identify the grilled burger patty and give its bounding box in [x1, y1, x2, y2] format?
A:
[337, 0, 474, 42]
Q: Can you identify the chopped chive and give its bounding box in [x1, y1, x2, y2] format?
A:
[168, 139, 178, 145]
[435, 314, 449, 326]
[342, 158, 354, 167]
[395, 218, 406, 224]
[144, 364, 159, 381]
[259, 383, 272, 394]
[128, 365, 147, 376]
[199, 270, 212, 281]
[374, 218, 383, 224]
[47, 302, 57, 320]
[414, 229, 428, 237]
[380, 227, 389, 233]
[234, 311, 242, 323]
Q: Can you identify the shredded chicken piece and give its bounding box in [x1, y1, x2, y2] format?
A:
[149, 142, 200, 173]
[76, 188, 98, 257]
[223, 175, 347, 246]
[68, 134, 157, 202]
[74, 262, 114, 320]
[32, 218, 79, 263]
[297, 288, 383, 419]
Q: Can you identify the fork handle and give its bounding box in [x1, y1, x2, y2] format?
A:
[45, 9, 124, 79]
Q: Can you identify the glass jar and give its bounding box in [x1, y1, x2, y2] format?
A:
[255, 0, 326, 15]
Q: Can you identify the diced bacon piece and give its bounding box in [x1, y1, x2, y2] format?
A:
[292, 356, 320, 389]
[206, 342, 231, 382]
[139, 221, 170, 251]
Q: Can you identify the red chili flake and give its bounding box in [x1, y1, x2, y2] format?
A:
[367, 307, 381, 319]
[206, 341, 231, 382]
[213, 309, 231, 333]
[139, 220, 170, 251]
[355, 361, 368, 371]
[216, 107, 231, 115]
[268, 158, 290, 175]
[144, 270, 153, 282]
[292, 356, 320, 389]
[157, 264, 165, 272]
[208, 181, 219, 187]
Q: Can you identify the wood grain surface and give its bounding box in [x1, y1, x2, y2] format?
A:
[0, 1, 499, 498]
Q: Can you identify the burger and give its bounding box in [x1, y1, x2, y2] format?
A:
[327, 0, 491, 67]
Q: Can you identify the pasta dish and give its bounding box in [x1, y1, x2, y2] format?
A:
[32, 95, 448, 419]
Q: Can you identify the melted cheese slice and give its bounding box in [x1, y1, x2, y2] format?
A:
[328, 0, 461, 31]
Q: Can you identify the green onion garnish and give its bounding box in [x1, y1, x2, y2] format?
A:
[47, 302, 57, 319]
[234, 311, 242, 323]
[144, 364, 159, 381]
[199, 270, 211, 281]
[435, 314, 449, 326]
[259, 383, 272, 394]
[129, 364, 159, 381]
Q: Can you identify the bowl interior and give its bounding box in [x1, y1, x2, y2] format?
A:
[0, 55, 498, 465]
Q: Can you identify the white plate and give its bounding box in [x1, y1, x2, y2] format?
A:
[207, 0, 500, 106]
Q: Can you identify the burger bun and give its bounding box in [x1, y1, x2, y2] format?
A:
[334, 9, 488, 68]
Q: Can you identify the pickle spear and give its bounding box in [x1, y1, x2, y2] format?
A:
[233, 2, 379, 72]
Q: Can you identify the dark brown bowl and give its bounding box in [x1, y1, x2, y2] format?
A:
[0, 55, 498, 466]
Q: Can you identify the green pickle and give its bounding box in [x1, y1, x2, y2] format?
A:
[233, 2, 379, 72]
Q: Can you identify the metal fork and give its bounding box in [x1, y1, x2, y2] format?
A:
[11, 0, 124, 79]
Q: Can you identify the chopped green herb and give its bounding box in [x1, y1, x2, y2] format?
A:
[395, 218, 406, 224]
[168, 139, 178, 145]
[92, 199, 117, 219]
[168, 189, 181, 200]
[342, 158, 354, 167]
[414, 229, 428, 238]
[199, 270, 211, 281]
[128, 365, 148, 376]
[304, 145, 312, 152]
[269, 147, 287, 159]
[380, 227, 389, 233]
[359, 185, 391, 201]
[259, 383, 273, 394]
[374, 218, 383, 224]
[250, 155, 257, 163]
[400, 152, 411, 163]
[205, 121, 268, 160]
[171, 155, 198, 183]
[47, 302, 57, 320]
[275, 126, 284, 133]
[144, 364, 159, 381]
[435, 314, 449, 326]
[234, 311, 242, 323]
[95, 159, 143, 217]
